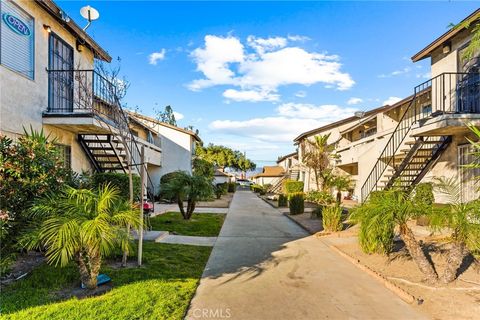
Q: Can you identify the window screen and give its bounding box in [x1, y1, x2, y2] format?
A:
[458, 144, 480, 202]
[0, 0, 34, 79]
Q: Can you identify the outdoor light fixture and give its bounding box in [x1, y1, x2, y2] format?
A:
[442, 42, 451, 54]
[43, 24, 51, 33]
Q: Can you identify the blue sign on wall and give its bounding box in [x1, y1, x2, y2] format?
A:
[2, 13, 31, 36]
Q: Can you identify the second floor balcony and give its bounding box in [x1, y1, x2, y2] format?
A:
[43, 69, 126, 133]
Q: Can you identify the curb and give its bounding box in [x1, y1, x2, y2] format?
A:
[328, 244, 422, 305]
[282, 212, 314, 235]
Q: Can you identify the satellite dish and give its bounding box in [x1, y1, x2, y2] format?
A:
[354, 111, 366, 118]
[80, 5, 100, 31]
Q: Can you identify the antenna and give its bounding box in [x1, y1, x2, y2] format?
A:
[80, 5, 100, 31]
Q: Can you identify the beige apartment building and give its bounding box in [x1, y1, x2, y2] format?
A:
[291, 9, 480, 203]
[0, 0, 169, 198]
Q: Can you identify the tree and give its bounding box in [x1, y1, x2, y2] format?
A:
[431, 177, 480, 283]
[161, 171, 213, 219]
[331, 175, 354, 205]
[302, 134, 336, 190]
[192, 158, 215, 181]
[452, 13, 480, 61]
[23, 185, 140, 289]
[350, 186, 439, 283]
[195, 144, 256, 172]
[156, 105, 177, 126]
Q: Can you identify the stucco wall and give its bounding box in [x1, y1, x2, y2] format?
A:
[0, 0, 95, 172]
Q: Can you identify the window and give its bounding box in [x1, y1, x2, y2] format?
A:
[0, 0, 34, 79]
[458, 144, 480, 203]
[56, 144, 71, 169]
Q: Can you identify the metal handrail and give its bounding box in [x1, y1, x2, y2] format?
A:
[360, 72, 480, 202]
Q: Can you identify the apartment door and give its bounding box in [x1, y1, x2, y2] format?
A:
[458, 144, 480, 202]
[48, 33, 74, 112]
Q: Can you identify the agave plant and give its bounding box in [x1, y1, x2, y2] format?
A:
[23, 185, 140, 289]
[431, 177, 480, 283]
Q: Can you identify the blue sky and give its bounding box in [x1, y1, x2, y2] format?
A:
[59, 1, 479, 167]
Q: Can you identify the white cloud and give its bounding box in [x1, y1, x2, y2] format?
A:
[188, 34, 354, 101]
[347, 97, 363, 105]
[148, 49, 166, 65]
[378, 66, 412, 78]
[295, 90, 307, 98]
[223, 89, 280, 102]
[287, 35, 311, 42]
[277, 103, 356, 120]
[209, 103, 356, 143]
[247, 36, 287, 54]
[173, 111, 184, 120]
[383, 96, 402, 106]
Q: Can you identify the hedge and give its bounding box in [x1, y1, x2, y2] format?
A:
[227, 182, 236, 193]
[288, 192, 304, 215]
[278, 194, 288, 207]
[91, 172, 141, 200]
[284, 180, 304, 194]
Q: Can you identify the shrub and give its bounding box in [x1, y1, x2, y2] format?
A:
[216, 183, 228, 195]
[311, 206, 324, 219]
[278, 194, 288, 207]
[284, 180, 304, 194]
[91, 172, 141, 200]
[227, 182, 236, 193]
[413, 183, 434, 226]
[305, 191, 334, 206]
[322, 205, 343, 232]
[288, 192, 304, 215]
[251, 184, 264, 193]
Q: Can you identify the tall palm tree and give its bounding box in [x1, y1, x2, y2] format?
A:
[24, 185, 140, 289]
[431, 177, 480, 283]
[302, 134, 336, 190]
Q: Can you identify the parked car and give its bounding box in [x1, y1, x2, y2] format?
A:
[236, 179, 253, 187]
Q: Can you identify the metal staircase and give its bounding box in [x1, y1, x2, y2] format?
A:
[267, 168, 300, 194]
[78, 134, 126, 172]
[361, 72, 479, 201]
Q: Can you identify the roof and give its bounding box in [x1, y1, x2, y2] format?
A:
[36, 0, 111, 62]
[127, 112, 202, 142]
[253, 166, 285, 178]
[276, 152, 298, 164]
[339, 113, 377, 135]
[214, 169, 230, 177]
[412, 9, 480, 62]
[293, 95, 413, 143]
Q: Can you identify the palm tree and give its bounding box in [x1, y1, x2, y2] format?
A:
[431, 177, 480, 283]
[351, 187, 439, 283]
[24, 185, 139, 289]
[161, 171, 213, 219]
[331, 175, 354, 205]
[302, 134, 336, 190]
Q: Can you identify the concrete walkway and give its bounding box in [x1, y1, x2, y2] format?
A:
[186, 190, 428, 320]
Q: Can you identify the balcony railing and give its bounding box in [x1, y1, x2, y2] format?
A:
[47, 69, 125, 128]
[360, 72, 480, 202]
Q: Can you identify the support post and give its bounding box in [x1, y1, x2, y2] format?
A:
[138, 145, 145, 267]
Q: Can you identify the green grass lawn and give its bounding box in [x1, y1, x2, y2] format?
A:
[1, 243, 211, 320]
[149, 212, 225, 237]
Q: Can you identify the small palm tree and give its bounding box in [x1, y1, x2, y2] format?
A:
[431, 177, 480, 283]
[331, 175, 354, 205]
[351, 187, 438, 283]
[24, 185, 139, 289]
[302, 134, 336, 191]
[161, 171, 213, 219]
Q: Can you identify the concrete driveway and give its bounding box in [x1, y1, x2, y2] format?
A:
[186, 190, 428, 320]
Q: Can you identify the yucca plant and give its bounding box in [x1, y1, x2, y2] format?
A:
[431, 177, 480, 283]
[22, 185, 140, 289]
[351, 187, 438, 283]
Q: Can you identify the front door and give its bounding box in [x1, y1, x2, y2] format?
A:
[48, 33, 74, 112]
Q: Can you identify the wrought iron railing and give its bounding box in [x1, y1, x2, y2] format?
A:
[47, 69, 157, 205]
[360, 72, 480, 202]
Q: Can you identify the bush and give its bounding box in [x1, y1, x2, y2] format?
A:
[284, 180, 304, 194]
[311, 206, 324, 219]
[216, 183, 228, 195]
[305, 191, 334, 206]
[91, 172, 141, 200]
[288, 192, 304, 215]
[251, 184, 264, 193]
[322, 205, 343, 232]
[227, 182, 236, 193]
[278, 194, 288, 207]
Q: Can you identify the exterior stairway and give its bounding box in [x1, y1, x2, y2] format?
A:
[361, 72, 479, 201]
[267, 168, 300, 194]
[78, 134, 126, 172]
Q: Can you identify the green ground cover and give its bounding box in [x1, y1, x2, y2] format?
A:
[149, 212, 225, 237]
[1, 243, 211, 320]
